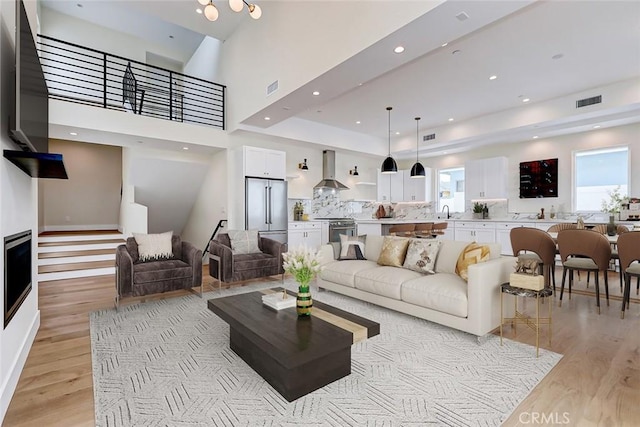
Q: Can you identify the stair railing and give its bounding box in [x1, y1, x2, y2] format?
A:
[202, 219, 227, 259]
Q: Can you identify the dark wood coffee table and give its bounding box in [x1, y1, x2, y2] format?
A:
[207, 288, 380, 401]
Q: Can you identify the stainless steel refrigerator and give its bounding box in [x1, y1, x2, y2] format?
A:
[245, 177, 288, 244]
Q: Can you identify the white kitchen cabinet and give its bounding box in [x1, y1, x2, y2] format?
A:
[495, 222, 529, 255]
[465, 157, 507, 199]
[454, 221, 496, 244]
[244, 146, 286, 179]
[377, 169, 404, 202]
[356, 222, 382, 236]
[288, 222, 322, 250]
[403, 167, 432, 202]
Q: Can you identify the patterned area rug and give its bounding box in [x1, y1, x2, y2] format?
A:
[90, 280, 562, 426]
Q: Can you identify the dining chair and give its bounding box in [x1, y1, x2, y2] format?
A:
[617, 231, 640, 319]
[432, 222, 448, 236]
[557, 229, 612, 314]
[547, 223, 577, 233]
[389, 224, 415, 237]
[414, 222, 434, 238]
[590, 224, 629, 291]
[510, 227, 557, 291]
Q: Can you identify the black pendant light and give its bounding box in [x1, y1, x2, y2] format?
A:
[410, 116, 426, 178]
[381, 106, 398, 174]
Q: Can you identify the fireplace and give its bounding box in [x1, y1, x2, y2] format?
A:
[4, 230, 32, 328]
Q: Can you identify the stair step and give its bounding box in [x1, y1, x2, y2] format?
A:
[39, 238, 125, 247]
[38, 260, 114, 274]
[38, 233, 124, 243]
[39, 248, 116, 259]
[38, 254, 114, 267]
[38, 242, 123, 253]
[38, 267, 115, 282]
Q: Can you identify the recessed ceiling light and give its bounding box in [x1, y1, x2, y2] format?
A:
[552, 53, 564, 60]
[282, 106, 291, 110]
[76, 3, 83, 7]
[169, 35, 174, 39]
[395, 131, 400, 135]
[264, 116, 270, 121]
[593, 125, 601, 129]
[183, 147, 189, 150]
[452, 49, 461, 55]
[441, 42, 448, 47]
[448, 118, 454, 122]
[533, 136, 539, 139]
[393, 46, 405, 54]
[196, 8, 202, 14]
[69, 132, 78, 136]
[443, 151, 448, 155]
[356, 121, 361, 124]
[312, 91, 320, 96]
[489, 75, 497, 80]
[522, 98, 530, 103]
[137, 140, 143, 144]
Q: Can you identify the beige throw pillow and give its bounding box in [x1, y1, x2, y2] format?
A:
[377, 236, 410, 267]
[455, 242, 491, 281]
[403, 239, 441, 274]
[339, 234, 367, 260]
[133, 231, 174, 262]
[227, 230, 261, 254]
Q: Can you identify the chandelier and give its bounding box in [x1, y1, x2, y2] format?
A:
[197, 0, 262, 22]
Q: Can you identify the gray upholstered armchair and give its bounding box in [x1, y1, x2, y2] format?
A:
[115, 235, 202, 308]
[209, 233, 286, 284]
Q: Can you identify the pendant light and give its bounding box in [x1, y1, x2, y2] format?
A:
[381, 106, 398, 174]
[410, 116, 426, 178]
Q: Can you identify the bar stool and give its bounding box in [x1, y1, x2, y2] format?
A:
[414, 222, 434, 238]
[388, 224, 415, 237]
[431, 222, 448, 236]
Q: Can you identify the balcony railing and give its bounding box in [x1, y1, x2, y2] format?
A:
[38, 35, 225, 130]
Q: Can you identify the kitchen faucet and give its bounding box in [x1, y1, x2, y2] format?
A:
[442, 204, 450, 219]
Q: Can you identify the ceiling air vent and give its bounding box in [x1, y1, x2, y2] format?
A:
[423, 133, 436, 142]
[576, 95, 601, 108]
[266, 80, 279, 96]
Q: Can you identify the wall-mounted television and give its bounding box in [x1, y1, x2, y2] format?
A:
[519, 158, 558, 198]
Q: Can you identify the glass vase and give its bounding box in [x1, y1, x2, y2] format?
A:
[607, 215, 616, 236]
[296, 282, 313, 317]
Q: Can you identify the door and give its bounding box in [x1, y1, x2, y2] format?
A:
[268, 180, 288, 231]
[245, 178, 269, 231]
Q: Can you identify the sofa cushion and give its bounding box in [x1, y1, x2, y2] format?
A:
[435, 240, 471, 274]
[355, 266, 423, 300]
[320, 260, 378, 288]
[228, 230, 261, 254]
[403, 239, 441, 274]
[455, 243, 491, 281]
[133, 231, 174, 263]
[234, 252, 278, 271]
[364, 235, 384, 263]
[377, 237, 410, 267]
[339, 234, 367, 260]
[401, 273, 468, 318]
[133, 259, 191, 284]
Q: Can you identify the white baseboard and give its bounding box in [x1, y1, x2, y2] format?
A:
[43, 224, 119, 232]
[0, 310, 40, 424]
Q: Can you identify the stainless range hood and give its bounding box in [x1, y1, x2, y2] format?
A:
[313, 150, 349, 190]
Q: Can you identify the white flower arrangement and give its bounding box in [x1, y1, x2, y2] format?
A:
[601, 185, 628, 214]
[282, 245, 321, 287]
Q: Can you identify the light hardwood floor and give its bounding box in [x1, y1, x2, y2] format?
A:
[3, 266, 640, 426]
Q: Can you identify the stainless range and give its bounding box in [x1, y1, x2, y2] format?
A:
[317, 218, 356, 242]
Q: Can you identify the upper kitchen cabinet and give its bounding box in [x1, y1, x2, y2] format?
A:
[243, 146, 286, 179]
[403, 167, 432, 202]
[465, 157, 507, 199]
[377, 169, 404, 202]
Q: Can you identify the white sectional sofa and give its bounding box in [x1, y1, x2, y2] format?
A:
[317, 235, 516, 337]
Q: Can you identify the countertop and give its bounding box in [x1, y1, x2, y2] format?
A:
[353, 218, 637, 225]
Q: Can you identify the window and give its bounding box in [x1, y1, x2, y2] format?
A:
[574, 146, 629, 211]
[438, 167, 465, 212]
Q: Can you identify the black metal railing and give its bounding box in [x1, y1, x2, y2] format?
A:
[38, 35, 225, 130]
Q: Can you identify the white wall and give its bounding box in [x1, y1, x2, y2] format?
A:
[43, 140, 122, 230]
[0, 0, 41, 422]
[400, 122, 640, 215]
[184, 36, 222, 83]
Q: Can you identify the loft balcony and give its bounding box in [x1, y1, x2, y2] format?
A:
[38, 35, 226, 131]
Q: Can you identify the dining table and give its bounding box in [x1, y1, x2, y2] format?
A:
[548, 232, 618, 244]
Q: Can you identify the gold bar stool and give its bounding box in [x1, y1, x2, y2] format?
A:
[500, 283, 552, 357]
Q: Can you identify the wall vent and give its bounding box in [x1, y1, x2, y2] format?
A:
[266, 80, 279, 96]
[576, 95, 601, 108]
[455, 11, 469, 21]
[423, 133, 436, 142]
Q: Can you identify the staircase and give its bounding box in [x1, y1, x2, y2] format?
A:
[38, 231, 125, 282]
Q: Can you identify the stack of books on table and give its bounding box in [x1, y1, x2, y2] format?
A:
[262, 292, 296, 310]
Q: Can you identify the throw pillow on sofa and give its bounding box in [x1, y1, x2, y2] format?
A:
[339, 234, 367, 260]
[455, 242, 491, 281]
[133, 231, 174, 262]
[403, 239, 441, 274]
[377, 236, 410, 267]
[227, 230, 261, 254]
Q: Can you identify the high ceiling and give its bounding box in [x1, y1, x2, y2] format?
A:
[42, 1, 640, 157]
